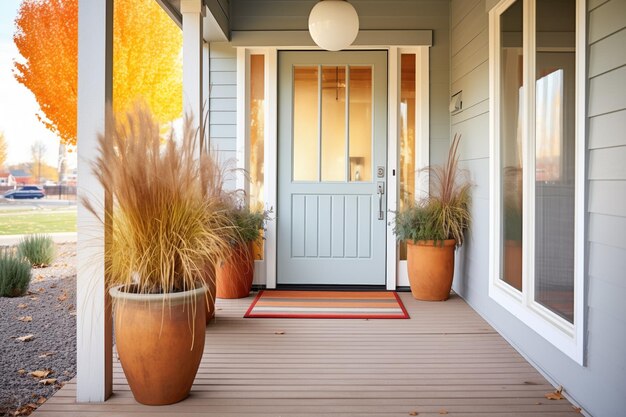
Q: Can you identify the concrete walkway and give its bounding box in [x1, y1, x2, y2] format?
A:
[0, 232, 77, 247]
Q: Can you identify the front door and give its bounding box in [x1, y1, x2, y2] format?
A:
[277, 51, 388, 285]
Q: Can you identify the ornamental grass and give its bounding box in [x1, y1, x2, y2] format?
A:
[82, 105, 235, 295]
[17, 234, 55, 267]
[0, 248, 32, 297]
[395, 133, 471, 246]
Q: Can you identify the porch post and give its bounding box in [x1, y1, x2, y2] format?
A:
[181, 0, 205, 147]
[76, 0, 113, 402]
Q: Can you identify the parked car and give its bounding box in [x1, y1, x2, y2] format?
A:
[3, 186, 46, 199]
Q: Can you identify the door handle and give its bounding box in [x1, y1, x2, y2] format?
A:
[377, 182, 385, 220]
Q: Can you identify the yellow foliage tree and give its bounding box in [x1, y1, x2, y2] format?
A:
[0, 131, 7, 168]
[13, 0, 182, 147]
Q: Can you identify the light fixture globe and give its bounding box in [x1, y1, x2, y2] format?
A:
[308, 0, 359, 51]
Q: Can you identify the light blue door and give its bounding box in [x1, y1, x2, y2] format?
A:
[277, 51, 388, 285]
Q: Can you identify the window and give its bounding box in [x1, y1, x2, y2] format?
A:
[399, 53, 417, 260]
[250, 54, 265, 261]
[250, 54, 265, 210]
[292, 65, 374, 183]
[489, 0, 585, 363]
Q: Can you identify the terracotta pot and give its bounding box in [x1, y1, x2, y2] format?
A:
[503, 240, 522, 291]
[252, 230, 264, 261]
[109, 285, 206, 405]
[406, 239, 456, 301]
[202, 264, 217, 322]
[216, 242, 254, 299]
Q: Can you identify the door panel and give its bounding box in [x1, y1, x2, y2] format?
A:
[277, 51, 388, 285]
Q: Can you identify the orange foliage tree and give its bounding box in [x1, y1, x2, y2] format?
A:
[13, 0, 182, 147]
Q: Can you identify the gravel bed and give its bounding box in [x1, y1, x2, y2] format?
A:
[0, 243, 76, 416]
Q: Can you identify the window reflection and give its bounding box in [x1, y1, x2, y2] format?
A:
[536, 69, 564, 182]
[534, 0, 576, 323]
[500, 0, 524, 291]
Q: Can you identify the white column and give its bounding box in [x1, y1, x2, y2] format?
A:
[76, 0, 113, 403]
[182, 0, 205, 148]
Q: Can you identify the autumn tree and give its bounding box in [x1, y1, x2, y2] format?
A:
[0, 131, 7, 168]
[13, 0, 182, 147]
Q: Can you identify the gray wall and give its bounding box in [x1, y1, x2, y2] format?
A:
[208, 41, 237, 189]
[229, 0, 451, 165]
[451, 1, 626, 416]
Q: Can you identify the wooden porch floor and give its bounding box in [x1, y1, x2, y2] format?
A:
[35, 292, 581, 416]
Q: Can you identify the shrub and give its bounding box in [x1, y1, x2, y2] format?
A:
[0, 249, 32, 297]
[394, 202, 447, 243]
[227, 206, 268, 244]
[17, 234, 56, 267]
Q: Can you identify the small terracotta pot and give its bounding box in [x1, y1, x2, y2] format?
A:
[406, 239, 456, 301]
[252, 230, 264, 261]
[503, 240, 522, 291]
[109, 285, 206, 405]
[216, 242, 254, 299]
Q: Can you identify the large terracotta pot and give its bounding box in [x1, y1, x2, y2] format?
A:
[202, 264, 217, 322]
[503, 240, 522, 291]
[216, 242, 254, 299]
[406, 239, 456, 301]
[109, 285, 206, 405]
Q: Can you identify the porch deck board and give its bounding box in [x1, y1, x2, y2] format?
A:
[34, 293, 580, 416]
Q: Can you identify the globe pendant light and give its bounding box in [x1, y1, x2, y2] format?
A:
[308, 0, 359, 51]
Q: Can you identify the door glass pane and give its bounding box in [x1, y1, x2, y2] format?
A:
[250, 54, 265, 260]
[534, 0, 576, 323]
[293, 66, 319, 181]
[499, 0, 523, 291]
[349, 66, 372, 182]
[399, 54, 416, 261]
[321, 66, 346, 181]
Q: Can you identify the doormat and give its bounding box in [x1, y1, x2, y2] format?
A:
[244, 290, 409, 319]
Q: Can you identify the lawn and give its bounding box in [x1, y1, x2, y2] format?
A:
[0, 209, 77, 235]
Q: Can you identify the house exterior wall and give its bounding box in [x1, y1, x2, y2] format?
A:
[451, 1, 626, 416]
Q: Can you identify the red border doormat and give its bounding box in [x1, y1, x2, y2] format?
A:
[244, 290, 410, 319]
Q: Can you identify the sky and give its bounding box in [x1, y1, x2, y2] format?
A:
[0, 0, 76, 169]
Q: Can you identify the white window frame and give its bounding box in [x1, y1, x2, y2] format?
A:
[488, 0, 586, 364]
[237, 46, 430, 290]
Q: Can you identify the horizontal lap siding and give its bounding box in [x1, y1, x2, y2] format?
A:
[450, 0, 490, 313]
[452, 1, 626, 416]
[586, 1, 626, 415]
[230, 0, 451, 165]
[209, 41, 237, 190]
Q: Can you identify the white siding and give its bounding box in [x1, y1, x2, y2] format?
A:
[209, 41, 237, 190]
[452, 1, 626, 416]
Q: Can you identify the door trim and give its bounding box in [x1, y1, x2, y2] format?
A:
[236, 46, 430, 290]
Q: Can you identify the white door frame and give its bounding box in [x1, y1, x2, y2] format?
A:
[236, 46, 430, 289]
